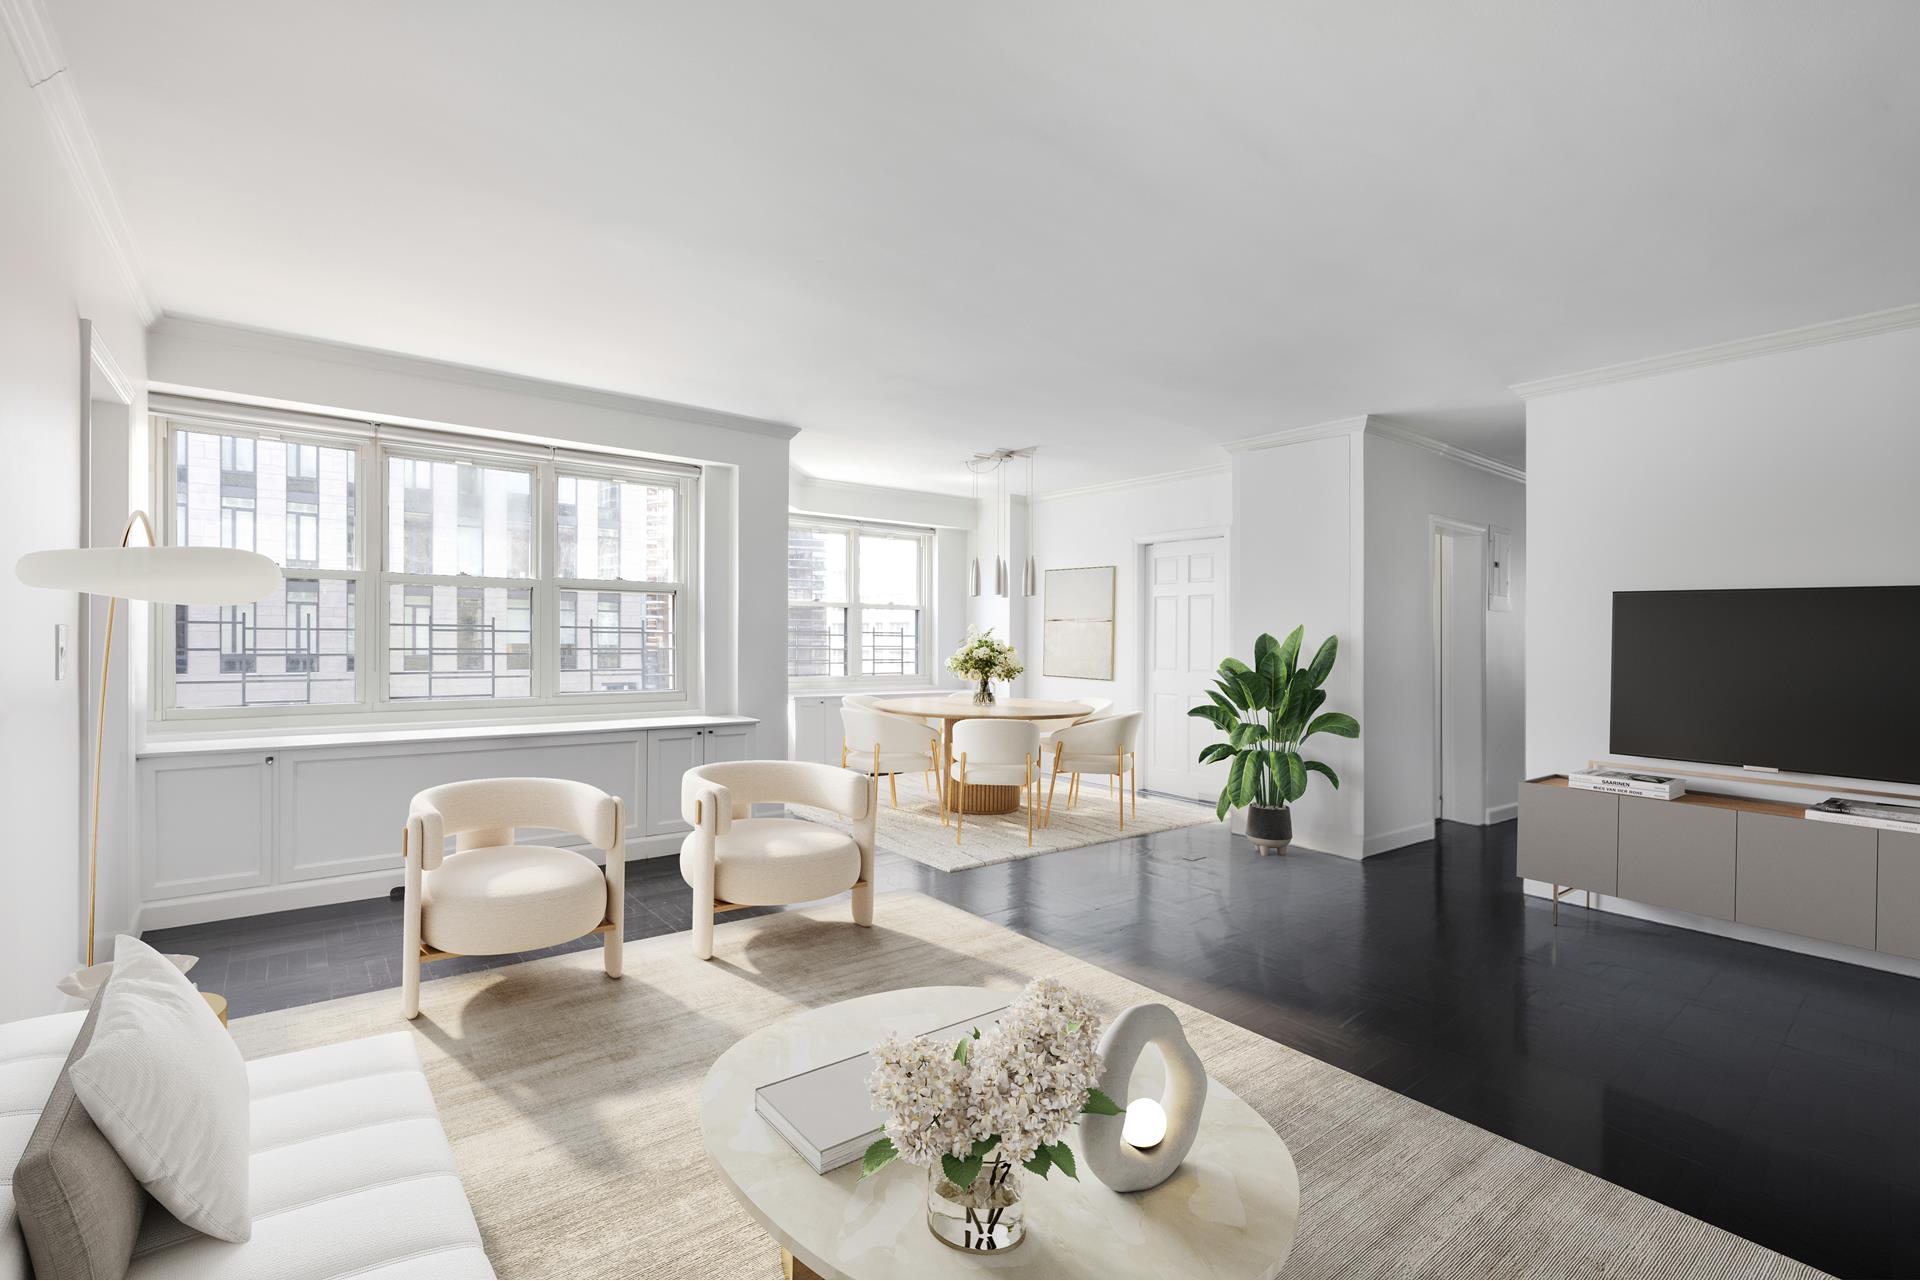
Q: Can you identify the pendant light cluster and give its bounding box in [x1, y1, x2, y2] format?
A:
[966, 447, 1038, 599]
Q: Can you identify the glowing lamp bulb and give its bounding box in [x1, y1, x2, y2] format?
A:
[1121, 1097, 1167, 1149]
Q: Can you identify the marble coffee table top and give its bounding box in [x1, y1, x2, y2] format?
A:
[698, 985, 1299, 1279]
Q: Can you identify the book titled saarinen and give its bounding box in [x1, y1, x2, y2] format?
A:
[1568, 768, 1685, 800]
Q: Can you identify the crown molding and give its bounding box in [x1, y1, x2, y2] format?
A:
[1367, 417, 1526, 484]
[1032, 462, 1230, 504]
[1511, 303, 1920, 401]
[2, 0, 159, 325]
[1221, 415, 1369, 454]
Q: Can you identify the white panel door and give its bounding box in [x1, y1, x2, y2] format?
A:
[1145, 537, 1229, 804]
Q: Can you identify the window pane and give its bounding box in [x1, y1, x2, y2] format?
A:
[172, 579, 357, 708]
[788, 605, 848, 678]
[557, 589, 675, 693]
[788, 527, 847, 603]
[556, 474, 676, 581]
[861, 607, 919, 676]
[858, 534, 919, 605]
[385, 584, 533, 700]
[174, 429, 355, 570]
[385, 456, 533, 577]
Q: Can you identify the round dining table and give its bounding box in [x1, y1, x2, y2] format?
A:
[872, 694, 1094, 814]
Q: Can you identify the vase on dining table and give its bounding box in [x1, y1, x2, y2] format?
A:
[927, 1156, 1025, 1252]
[972, 678, 995, 706]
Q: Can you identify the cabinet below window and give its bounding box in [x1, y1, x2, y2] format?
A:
[136, 716, 756, 929]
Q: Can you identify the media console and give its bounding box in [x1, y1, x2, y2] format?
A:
[1519, 775, 1920, 962]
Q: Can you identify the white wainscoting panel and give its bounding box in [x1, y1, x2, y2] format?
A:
[141, 755, 274, 900]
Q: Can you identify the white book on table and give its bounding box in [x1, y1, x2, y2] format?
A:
[753, 1005, 1007, 1175]
[1805, 797, 1920, 833]
[1568, 769, 1685, 800]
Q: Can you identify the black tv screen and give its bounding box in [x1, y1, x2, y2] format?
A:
[1611, 586, 1920, 785]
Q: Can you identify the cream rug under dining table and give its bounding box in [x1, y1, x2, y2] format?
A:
[797, 782, 1218, 871]
[228, 893, 1823, 1280]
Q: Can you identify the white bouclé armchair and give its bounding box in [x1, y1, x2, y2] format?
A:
[402, 777, 625, 1019]
[679, 760, 877, 959]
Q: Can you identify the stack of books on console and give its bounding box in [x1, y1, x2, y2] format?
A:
[754, 1006, 1007, 1174]
[1567, 768, 1686, 800]
[1805, 797, 1920, 832]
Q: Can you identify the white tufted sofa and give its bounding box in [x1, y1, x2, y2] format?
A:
[679, 760, 876, 959]
[1, 1012, 492, 1279]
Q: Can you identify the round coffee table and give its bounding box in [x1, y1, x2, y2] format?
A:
[872, 696, 1095, 815]
[699, 985, 1299, 1279]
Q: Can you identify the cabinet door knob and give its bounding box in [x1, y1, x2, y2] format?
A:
[265, 755, 275, 765]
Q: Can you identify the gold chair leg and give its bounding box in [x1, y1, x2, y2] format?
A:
[1026, 753, 1035, 846]
[955, 755, 967, 844]
[1045, 744, 1063, 827]
[1131, 760, 1138, 818]
[1117, 749, 1126, 829]
[889, 773, 898, 807]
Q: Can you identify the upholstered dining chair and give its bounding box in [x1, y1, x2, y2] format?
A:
[948, 719, 1042, 847]
[1046, 711, 1143, 830]
[680, 760, 877, 960]
[841, 705, 941, 811]
[1035, 697, 1114, 753]
[401, 777, 625, 1019]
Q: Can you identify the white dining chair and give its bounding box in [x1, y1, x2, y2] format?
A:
[1035, 697, 1114, 753]
[949, 719, 1041, 846]
[841, 704, 941, 810]
[1046, 711, 1143, 829]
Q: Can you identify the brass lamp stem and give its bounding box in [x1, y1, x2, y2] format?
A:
[85, 511, 156, 968]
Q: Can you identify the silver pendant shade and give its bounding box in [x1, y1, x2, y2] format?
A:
[965, 447, 1038, 601]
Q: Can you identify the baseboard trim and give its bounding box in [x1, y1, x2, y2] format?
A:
[1363, 821, 1435, 857]
[139, 835, 684, 931]
[1484, 802, 1518, 825]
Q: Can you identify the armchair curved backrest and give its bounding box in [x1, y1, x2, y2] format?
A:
[951, 718, 1041, 766]
[407, 777, 622, 871]
[680, 759, 874, 834]
[1054, 711, 1143, 760]
[841, 706, 937, 755]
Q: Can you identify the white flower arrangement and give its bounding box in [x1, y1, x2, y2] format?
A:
[862, 978, 1120, 1188]
[945, 627, 1025, 685]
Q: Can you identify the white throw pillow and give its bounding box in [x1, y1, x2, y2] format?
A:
[68, 934, 251, 1242]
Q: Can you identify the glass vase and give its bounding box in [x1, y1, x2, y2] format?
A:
[972, 679, 995, 706]
[927, 1158, 1025, 1253]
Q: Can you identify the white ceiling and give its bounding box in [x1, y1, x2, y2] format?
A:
[44, 0, 1920, 494]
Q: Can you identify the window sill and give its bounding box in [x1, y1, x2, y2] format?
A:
[136, 711, 756, 759]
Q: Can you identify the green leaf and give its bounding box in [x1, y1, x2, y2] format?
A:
[1306, 712, 1359, 739]
[1213, 678, 1249, 713]
[942, 1152, 983, 1189]
[1047, 1141, 1078, 1180]
[1304, 759, 1340, 790]
[1215, 784, 1233, 820]
[1022, 1146, 1053, 1178]
[1276, 625, 1304, 674]
[1253, 632, 1280, 685]
[1083, 1087, 1123, 1115]
[1284, 750, 1308, 803]
[1305, 634, 1339, 688]
[1219, 656, 1252, 677]
[953, 1036, 969, 1062]
[969, 1135, 998, 1160]
[1197, 742, 1235, 765]
[861, 1136, 898, 1178]
[1266, 749, 1287, 808]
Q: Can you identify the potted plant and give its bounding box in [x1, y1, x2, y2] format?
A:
[946, 627, 1025, 705]
[1188, 626, 1359, 853]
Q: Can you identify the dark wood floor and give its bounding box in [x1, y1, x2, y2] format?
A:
[145, 819, 1918, 1277]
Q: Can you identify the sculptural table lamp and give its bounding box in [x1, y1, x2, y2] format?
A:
[16, 511, 280, 994]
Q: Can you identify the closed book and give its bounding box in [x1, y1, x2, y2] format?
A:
[753, 1005, 1007, 1175]
[1568, 770, 1685, 801]
[1806, 797, 1920, 833]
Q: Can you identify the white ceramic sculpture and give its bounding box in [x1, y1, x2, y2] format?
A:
[1080, 1002, 1206, 1191]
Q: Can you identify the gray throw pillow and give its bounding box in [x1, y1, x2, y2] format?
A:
[15, 977, 148, 1279]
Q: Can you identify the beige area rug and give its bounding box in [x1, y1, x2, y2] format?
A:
[228, 894, 1823, 1281]
[796, 781, 1217, 871]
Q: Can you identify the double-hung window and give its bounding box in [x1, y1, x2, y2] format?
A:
[787, 518, 931, 683]
[158, 407, 696, 724]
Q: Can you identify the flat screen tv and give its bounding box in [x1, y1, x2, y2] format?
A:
[1611, 586, 1920, 785]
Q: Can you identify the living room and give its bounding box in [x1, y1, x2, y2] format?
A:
[3, 3, 1916, 1279]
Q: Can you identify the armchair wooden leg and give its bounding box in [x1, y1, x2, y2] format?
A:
[1026, 754, 1035, 846]
[955, 755, 967, 845]
[889, 773, 898, 807]
[1046, 754, 1062, 827]
[1131, 759, 1138, 818]
[1117, 749, 1127, 830]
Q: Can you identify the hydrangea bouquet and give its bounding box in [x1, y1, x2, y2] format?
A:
[946, 627, 1025, 705]
[862, 978, 1120, 1251]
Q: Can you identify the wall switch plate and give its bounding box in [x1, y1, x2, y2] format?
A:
[54, 623, 70, 680]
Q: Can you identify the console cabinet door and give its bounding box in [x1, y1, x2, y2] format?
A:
[1618, 797, 1735, 919]
[644, 727, 704, 836]
[140, 755, 274, 900]
[1517, 782, 1618, 895]
[1735, 812, 1877, 950]
[1878, 830, 1920, 960]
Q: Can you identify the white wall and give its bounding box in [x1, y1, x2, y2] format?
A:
[1, 69, 151, 1018]
[1363, 430, 1525, 852]
[145, 318, 796, 752]
[1021, 468, 1233, 712]
[1231, 428, 1366, 858]
[1527, 322, 1920, 793]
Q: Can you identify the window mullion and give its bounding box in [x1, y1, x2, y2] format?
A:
[536, 459, 558, 701]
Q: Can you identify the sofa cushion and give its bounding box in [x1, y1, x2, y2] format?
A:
[1, 1009, 88, 1280]
[422, 844, 608, 956]
[69, 935, 251, 1242]
[128, 1033, 492, 1279]
[681, 817, 860, 905]
[15, 977, 146, 1278]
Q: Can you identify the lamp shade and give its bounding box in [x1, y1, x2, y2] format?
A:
[16, 546, 281, 605]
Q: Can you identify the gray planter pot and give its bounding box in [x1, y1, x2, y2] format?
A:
[1244, 804, 1292, 854]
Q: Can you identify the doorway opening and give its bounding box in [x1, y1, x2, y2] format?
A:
[1431, 519, 1488, 825]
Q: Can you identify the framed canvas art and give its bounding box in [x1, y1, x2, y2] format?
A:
[1043, 565, 1116, 679]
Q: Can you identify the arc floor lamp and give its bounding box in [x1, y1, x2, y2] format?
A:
[16, 511, 279, 995]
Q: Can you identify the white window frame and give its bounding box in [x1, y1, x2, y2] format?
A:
[151, 407, 699, 730]
[787, 516, 934, 690]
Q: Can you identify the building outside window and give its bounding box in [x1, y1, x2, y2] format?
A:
[787, 518, 931, 684]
